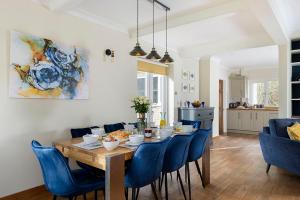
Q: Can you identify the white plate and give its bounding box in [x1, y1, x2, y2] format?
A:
[125, 141, 142, 146]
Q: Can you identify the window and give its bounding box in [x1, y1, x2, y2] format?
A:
[250, 80, 279, 107]
[137, 72, 167, 126]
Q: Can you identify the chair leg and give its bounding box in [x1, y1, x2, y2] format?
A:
[266, 164, 271, 174]
[53, 195, 57, 200]
[94, 190, 98, 200]
[132, 188, 136, 200]
[195, 160, 205, 188]
[159, 173, 164, 191]
[136, 188, 140, 200]
[170, 172, 173, 181]
[151, 182, 159, 200]
[185, 164, 188, 183]
[83, 193, 87, 200]
[68, 197, 73, 200]
[177, 170, 187, 200]
[125, 188, 129, 200]
[187, 163, 192, 200]
[165, 172, 169, 200]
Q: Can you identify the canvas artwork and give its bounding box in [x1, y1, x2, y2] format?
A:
[182, 69, 188, 80]
[189, 84, 195, 93]
[182, 83, 188, 92]
[9, 31, 89, 99]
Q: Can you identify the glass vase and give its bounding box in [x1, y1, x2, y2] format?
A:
[137, 113, 147, 134]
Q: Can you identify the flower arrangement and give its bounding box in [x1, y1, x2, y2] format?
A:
[131, 96, 150, 114]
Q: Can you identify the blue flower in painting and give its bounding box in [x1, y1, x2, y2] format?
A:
[45, 46, 77, 70]
[28, 61, 62, 90]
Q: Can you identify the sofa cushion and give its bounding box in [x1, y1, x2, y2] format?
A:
[269, 119, 300, 138]
[287, 122, 300, 141]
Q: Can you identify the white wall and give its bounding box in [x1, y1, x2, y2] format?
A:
[0, 0, 139, 197]
[199, 57, 230, 137]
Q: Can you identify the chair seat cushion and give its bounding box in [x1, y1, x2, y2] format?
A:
[287, 123, 300, 141]
[72, 169, 105, 192]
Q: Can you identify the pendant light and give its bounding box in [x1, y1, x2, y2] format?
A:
[130, 0, 147, 56]
[160, 9, 174, 63]
[146, 0, 161, 60]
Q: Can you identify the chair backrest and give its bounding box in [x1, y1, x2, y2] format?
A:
[70, 126, 99, 138]
[187, 129, 209, 162]
[31, 140, 77, 196]
[125, 138, 170, 188]
[104, 123, 125, 133]
[181, 120, 201, 129]
[269, 119, 300, 138]
[162, 134, 194, 173]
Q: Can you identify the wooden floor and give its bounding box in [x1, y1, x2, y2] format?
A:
[4, 133, 300, 200]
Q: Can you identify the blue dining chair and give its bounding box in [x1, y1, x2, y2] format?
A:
[70, 127, 104, 176]
[185, 129, 210, 200]
[104, 122, 125, 133]
[161, 134, 194, 200]
[31, 140, 105, 200]
[181, 120, 201, 130]
[125, 137, 170, 200]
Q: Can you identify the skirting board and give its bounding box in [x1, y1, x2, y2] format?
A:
[227, 129, 259, 135]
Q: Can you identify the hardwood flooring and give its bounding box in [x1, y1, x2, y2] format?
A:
[3, 133, 300, 200]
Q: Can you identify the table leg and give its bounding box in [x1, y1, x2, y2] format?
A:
[202, 137, 210, 186]
[105, 154, 125, 200]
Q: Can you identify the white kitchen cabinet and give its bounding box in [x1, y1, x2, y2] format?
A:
[227, 110, 240, 130]
[227, 109, 278, 133]
[229, 76, 248, 99]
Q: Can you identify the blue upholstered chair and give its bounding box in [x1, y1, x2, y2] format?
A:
[185, 129, 210, 200]
[70, 127, 103, 175]
[104, 123, 125, 133]
[260, 118, 300, 175]
[161, 134, 194, 200]
[125, 138, 170, 200]
[31, 140, 105, 200]
[181, 120, 201, 130]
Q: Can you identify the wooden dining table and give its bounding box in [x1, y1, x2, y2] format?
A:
[54, 136, 211, 200]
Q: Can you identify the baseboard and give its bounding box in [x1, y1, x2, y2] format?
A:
[227, 129, 259, 134]
[1, 185, 46, 200]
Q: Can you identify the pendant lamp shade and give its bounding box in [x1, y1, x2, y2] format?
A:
[130, 0, 146, 56]
[146, 0, 161, 60]
[160, 9, 174, 63]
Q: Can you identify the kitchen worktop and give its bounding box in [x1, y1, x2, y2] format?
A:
[227, 108, 279, 111]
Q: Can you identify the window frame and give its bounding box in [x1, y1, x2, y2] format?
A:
[249, 79, 279, 107]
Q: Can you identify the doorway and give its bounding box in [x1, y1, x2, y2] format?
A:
[219, 80, 224, 135]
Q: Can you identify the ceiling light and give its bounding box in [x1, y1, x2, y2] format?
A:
[146, 0, 161, 60]
[160, 9, 174, 63]
[130, 0, 147, 56]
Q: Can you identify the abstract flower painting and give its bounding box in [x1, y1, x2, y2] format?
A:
[9, 31, 89, 99]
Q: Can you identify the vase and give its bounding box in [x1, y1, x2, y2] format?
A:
[137, 113, 147, 134]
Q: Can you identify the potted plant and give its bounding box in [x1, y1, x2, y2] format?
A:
[131, 96, 150, 133]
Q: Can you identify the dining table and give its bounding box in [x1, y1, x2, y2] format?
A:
[54, 134, 211, 200]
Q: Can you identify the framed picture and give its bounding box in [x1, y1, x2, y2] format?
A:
[189, 72, 195, 81]
[182, 83, 188, 92]
[9, 31, 89, 99]
[189, 84, 195, 93]
[182, 69, 189, 80]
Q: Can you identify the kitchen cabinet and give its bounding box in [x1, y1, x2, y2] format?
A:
[227, 109, 278, 133]
[229, 76, 247, 99]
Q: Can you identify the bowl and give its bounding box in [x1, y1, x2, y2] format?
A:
[182, 125, 194, 133]
[83, 134, 99, 144]
[102, 140, 120, 151]
[160, 129, 172, 139]
[129, 134, 144, 145]
[192, 102, 201, 108]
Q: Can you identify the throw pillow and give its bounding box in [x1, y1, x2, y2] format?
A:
[287, 122, 300, 141]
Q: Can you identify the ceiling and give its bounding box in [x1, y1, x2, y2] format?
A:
[33, 0, 299, 67]
[215, 45, 278, 69]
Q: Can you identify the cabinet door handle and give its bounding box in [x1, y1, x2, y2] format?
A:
[256, 113, 258, 120]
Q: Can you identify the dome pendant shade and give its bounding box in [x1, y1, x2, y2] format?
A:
[130, 43, 147, 56]
[160, 52, 174, 63]
[146, 48, 161, 60]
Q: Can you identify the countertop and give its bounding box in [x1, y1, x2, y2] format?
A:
[227, 108, 279, 112]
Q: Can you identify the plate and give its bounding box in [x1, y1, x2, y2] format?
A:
[125, 141, 142, 146]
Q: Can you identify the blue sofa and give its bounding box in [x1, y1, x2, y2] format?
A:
[259, 118, 300, 175]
